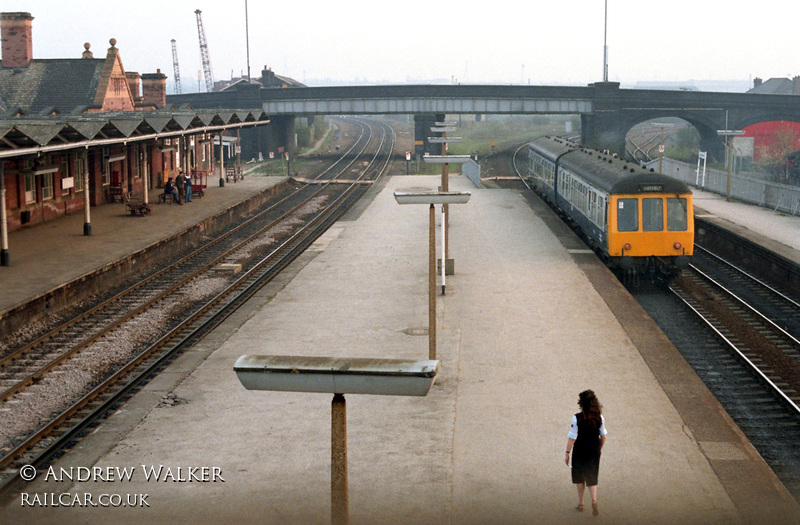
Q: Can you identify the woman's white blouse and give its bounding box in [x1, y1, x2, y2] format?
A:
[568, 415, 607, 440]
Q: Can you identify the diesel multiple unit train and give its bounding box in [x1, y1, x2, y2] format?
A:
[525, 136, 694, 279]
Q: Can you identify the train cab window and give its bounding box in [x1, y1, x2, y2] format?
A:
[642, 198, 664, 231]
[617, 198, 638, 231]
[667, 198, 688, 231]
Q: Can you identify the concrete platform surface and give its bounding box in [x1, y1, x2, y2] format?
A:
[692, 187, 800, 262]
[1, 175, 798, 524]
[0, 173, 285, 315]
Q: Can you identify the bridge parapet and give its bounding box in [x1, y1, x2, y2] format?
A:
[260, 85, 593, 116]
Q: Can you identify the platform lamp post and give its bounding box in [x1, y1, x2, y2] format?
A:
[420, 156, 472, 288]
[394, 191, 470, 359]
[234, 355, 441, 525]
[603, 0, 609, 82]
[717, 129, 745, 201]
[428, 123, 461, 267]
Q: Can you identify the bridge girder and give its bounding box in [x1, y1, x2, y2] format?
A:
[167, 82, 800, 163]
[261, 97, 591, 116]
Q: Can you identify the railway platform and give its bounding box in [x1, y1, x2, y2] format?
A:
[0, 172, 287, 324]
[692, 186, 800, 264]
[1, 174, 799, 524]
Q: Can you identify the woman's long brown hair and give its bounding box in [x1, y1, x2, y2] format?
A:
[578, 389, 603, 425]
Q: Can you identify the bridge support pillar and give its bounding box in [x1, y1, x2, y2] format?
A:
[580, 82, 628, 158]
[699, 129, 726, 162]
[414, 114, 445, 159]
[581, 113, 628, 158]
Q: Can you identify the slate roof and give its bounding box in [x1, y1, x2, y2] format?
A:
[0, 108, 270, 157]
[747, 78, 795, 95]
[0, 59, 106, 115]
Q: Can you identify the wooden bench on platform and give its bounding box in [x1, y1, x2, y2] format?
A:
[125, 193, 152, 216]
[225, 166, 243, 183]
[158, 192, 176, 204]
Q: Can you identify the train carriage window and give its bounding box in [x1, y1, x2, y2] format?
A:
[642, 198, 664, 231]
[667, 198, 688, 231]
[617, 198, 638, 231]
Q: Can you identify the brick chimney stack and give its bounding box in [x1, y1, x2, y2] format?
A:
[1, 12, 34, 68]
[126, 72, 142, 103]
[753, 77, 762, 89]
[261, 66, 275, 87]
[793, 76, 800, 95]
[141, 69, 167, 108]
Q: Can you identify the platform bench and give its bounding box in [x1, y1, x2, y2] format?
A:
[126, 193, 152, 216]
[158, 192, 175, 204]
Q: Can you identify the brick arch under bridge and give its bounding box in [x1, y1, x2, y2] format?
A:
[580, 82, 800, 161]
[586, 109, 800, 163]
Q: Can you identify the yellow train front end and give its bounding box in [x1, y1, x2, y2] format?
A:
[607, 192, 694, 276]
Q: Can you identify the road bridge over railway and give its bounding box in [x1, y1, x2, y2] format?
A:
[168, 81, 800, 161]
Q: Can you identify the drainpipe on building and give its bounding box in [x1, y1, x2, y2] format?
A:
[219, 135, 225, 187]
[1, 163, 10, 265]
[83, 149, 91, 236]
[143, 145, 149, 205]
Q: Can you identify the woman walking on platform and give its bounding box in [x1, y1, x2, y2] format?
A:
[565, 389, 607, 516]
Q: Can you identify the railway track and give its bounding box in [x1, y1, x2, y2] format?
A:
[642, 247, 800, 500]
[0, 117, 395, 500]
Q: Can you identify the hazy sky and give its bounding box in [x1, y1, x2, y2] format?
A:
[4, 0, 795, 91]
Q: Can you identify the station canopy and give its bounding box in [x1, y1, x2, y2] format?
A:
[0, 107, 269, 159]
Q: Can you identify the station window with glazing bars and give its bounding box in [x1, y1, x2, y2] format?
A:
[667, 198, 688, 231]
[73, 154, 85, 192]
[617, 198, 638, 231]
[24, 173, 35, 204]
[42, 172, 54, 200]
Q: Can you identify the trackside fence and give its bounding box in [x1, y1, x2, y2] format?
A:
[646, 157, 800, 216]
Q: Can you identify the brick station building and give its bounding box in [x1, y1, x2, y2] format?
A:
[0, 12, 269, 265]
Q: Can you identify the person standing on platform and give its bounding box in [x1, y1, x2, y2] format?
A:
[565, 389, 607, 516]
[183, 171, 192, 203]
[175, 169, 184, 204]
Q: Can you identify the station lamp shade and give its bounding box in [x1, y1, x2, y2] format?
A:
[234, 355, 441, 396]
[393, 191, 471, 205]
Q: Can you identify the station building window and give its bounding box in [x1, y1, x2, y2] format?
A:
[24, 173, 35, 204]
[73, 155, 85, 192]
[42, 172, 54, 200]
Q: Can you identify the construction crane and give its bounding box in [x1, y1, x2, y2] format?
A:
[170, 39, 182, 94]
[194, 9, 214, 92]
